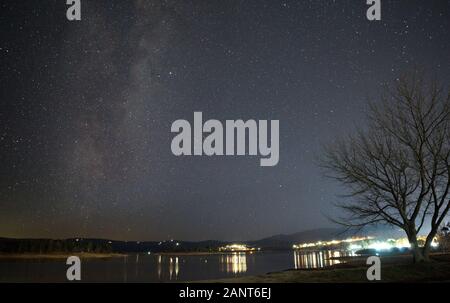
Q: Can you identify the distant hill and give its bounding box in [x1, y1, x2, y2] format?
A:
[109, 239, 229, 253]
[248, 228, 346, 249]
[247, 226, 406, 249]
[0, 226, 406, 253]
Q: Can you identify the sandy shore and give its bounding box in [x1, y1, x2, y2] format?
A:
[207, 253, 450, 283]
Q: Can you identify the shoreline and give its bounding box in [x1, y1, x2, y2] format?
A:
[0, 250, 261, 259]
[156, 251, 261, 256]
[0, 253, 127, 260]
[206, 253, 450, 283]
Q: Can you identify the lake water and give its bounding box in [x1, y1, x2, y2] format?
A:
[0, 250, 354, 282]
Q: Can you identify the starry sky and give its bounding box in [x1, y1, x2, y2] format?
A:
[1, 0, 449, 241]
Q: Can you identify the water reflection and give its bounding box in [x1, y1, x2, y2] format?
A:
[1, 250, 360, 282]
[220, 252, 248, 274]
[149, 250, 351, 281]
[293, 250, 355, 269]
[156, 255, 180, 281]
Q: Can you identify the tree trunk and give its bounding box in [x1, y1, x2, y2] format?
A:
[422, 228, 438, 262]
[410, 242, 425, 263]
[407, 229, 425, 263]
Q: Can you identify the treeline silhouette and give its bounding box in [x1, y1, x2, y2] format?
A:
[0, 238, 229, 254]
[0, 238, 112, 254]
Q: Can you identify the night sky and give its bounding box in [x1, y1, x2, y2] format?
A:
[1, 0, 449, 241]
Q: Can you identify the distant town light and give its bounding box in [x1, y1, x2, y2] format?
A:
[292, 236, 372, 249]
[368, 241, 393, 251]
[292, 235, 440, 252]
[218, 244, 258, 252]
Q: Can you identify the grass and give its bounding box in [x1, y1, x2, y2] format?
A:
[209, 253, 450, 283]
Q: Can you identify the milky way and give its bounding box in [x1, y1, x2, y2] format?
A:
[1, 0, 449, 241]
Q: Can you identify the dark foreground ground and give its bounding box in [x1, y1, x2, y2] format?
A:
[211, 253, 450, 283]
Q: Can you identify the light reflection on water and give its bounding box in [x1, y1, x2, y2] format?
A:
[154, 250, 353, 281]
[0, 250, 355, 282]
[220, 252, 248, 274]
[293, 250, 355, 269]
[157, 255, 180, 281]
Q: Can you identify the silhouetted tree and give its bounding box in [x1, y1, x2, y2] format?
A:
[437, 222, 450, 253]
[321, 72, 450, 262]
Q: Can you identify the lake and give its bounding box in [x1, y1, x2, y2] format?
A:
[0, 250, 354, 282]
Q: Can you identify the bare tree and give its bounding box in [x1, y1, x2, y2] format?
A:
[437, 222, 450, 253]
[321, 72, 450, 262]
